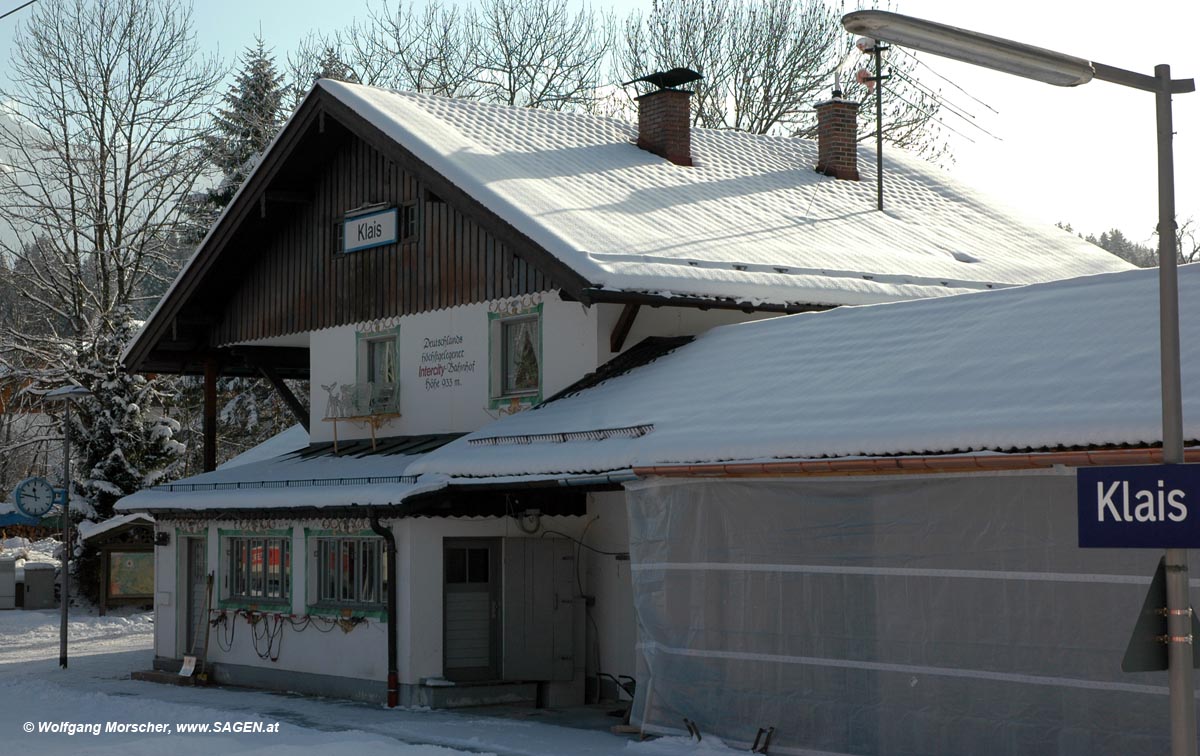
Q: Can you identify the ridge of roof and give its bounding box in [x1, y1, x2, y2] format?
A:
[320, 80, 1131, 307]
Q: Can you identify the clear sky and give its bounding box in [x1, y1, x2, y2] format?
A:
[1, 0, 1197, 245]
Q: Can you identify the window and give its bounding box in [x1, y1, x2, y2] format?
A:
[489, 306, 542, 404]
[444, 546, 490, 584]
[400, 202, 418, 242]
[366, 336, 397, 385]
[315, 538, 386, 606]
[502, 317, 539, 394]
[353, 326, 401, 416]
[228, 536, 290, 603]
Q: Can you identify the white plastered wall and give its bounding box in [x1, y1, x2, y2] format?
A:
[594, 302, 778, 364]
[584, 491, 638, 686]
[308, 292, 600, 444]
[396, 514, 589, 685]
[193, 521, 388, 682]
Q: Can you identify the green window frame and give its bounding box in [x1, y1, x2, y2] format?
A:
[313, 537, 387, 608]
[226, 535, 291, 604]
[488, 304, 543, 407]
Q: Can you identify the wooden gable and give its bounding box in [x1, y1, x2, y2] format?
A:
[127, 87, 591, 378]
[213, 121, 560, 347]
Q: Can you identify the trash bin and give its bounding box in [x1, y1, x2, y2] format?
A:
[22, 562, 57, 610]
[0, 558, 14, 610]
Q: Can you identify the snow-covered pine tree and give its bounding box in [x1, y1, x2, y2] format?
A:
[68, 308, 185, 520]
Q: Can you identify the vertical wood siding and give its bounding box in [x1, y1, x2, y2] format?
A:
[215, 135, 552, 346]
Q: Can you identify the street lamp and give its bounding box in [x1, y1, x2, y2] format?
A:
[842, 10, 1197, 756]
[43, 383, 91, 669]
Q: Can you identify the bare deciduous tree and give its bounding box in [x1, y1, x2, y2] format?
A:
[473, 0, 613, 110]
[619, 0, 946, 158]
[338, 1, 482, 99]
[287, 0, 611, 112]
[0, 0, 219, 512]
[0, 0, 221, 339]
[1179, 217, 1199, 264]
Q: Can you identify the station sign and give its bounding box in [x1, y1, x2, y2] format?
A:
[343, 207, 397, 253]
[1077, 464, 1200, 548]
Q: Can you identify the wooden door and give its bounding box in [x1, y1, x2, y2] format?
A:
[185, 537, 208, 657]
[443, 539, 500, 681]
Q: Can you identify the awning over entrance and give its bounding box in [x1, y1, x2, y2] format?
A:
[116, 434, 462, 515]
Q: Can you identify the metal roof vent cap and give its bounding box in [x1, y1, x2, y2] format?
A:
[624, 67, 703, 167]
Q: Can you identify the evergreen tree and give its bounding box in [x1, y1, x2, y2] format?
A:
[180, 36, 308, 477]
[1085, 228, 1157, 268]
[200, 36, 287, 214]
[69, 308, 184, 520]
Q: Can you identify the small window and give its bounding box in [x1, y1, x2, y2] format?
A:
[400, 202, 418, 242]
[489, 306, 542, 404]
[315, 538, 386, 606]
[228, 536, 290, 603]
[444, 547, 490, 584]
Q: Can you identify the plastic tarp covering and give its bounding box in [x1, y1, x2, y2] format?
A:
[624, 473, 1195, 755]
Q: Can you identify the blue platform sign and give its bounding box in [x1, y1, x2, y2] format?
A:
[1078, 464, 1200, 548]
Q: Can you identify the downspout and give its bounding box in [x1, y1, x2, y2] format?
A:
[369, 508, 399, 708]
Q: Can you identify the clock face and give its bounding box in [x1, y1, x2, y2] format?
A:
[14, 477, 56, 518]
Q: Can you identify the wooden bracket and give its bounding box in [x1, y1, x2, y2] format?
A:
[255, 363, 311, 432]
[610, 303, 641, 353]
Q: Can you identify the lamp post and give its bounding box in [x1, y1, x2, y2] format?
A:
[842, 10, 1197, 755]
[44, 384, 92, 669]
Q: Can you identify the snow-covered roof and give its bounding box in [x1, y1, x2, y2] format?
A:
[77, 513, 153, 542]
[410, 264, 1200, 478]
[322, 80, 1130, 307]
[116, 443, 447, 513]
[218, 424, 309, 470]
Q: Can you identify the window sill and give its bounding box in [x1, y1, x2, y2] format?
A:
[218, 598, 292, 612]
[306, 604, 387, 621]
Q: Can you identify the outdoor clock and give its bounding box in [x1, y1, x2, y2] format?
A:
[13, 476, 57, 518]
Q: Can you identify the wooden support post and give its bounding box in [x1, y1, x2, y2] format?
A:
[203, 357, 218, 472]
[610, 303, 641, 353]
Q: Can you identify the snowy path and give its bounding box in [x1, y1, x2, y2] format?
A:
[0, 610, 734, 756]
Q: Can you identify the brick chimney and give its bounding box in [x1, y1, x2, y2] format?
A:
[814, 95, 860, 181]
[636, 88, 693, 167]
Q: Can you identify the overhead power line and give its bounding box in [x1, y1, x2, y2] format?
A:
[894, 46, 1000, 114]
[0, 1, 37, 22]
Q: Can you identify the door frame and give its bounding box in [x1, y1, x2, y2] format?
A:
[183, 535, 208, 657]
[442, 537, 502, 682]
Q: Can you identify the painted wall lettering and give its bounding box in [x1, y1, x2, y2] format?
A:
[418, 333, 476, 391]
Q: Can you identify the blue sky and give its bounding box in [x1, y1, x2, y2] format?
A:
[1, 0, 1197, 244]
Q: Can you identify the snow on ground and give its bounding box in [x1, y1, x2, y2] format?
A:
[0, 609, 737, 756]
[1, 537, 61, 581]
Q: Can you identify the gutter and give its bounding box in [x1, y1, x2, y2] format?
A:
[633, 447, 1200, 478]
[368, 507, 399, 708]
[555, 472, 640, 487]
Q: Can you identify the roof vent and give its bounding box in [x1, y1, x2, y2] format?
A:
[624, 67, 703, 167]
